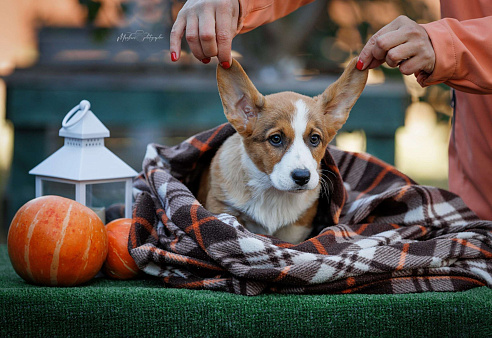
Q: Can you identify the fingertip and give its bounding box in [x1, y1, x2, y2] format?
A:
[170, 20, 185, 62]
[357, 50, 371, 70]
[220, 60, 231, 69]
[171, 51, 178, 62]
[358, 42, 376, 71]
[169, 35, 181, 62]
[356, 58, 364, 71]
[217, 54, 233, 69]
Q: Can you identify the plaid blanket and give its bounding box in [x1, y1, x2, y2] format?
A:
[129, 123, 492, 295]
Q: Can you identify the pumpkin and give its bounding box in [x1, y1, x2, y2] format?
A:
[7, 195, 108, 286]
[103, 218, 139, 280]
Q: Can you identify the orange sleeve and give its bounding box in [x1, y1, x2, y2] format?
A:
[237, 0, 316, 33]
[421, 16, 492, 94]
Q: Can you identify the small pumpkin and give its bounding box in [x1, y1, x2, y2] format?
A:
[7, 195, 108, 286]
[103, 218, 139, 280]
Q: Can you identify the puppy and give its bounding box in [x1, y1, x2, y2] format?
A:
[197, 58, 368, 244]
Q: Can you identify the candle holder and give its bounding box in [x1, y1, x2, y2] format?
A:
[29, 100, 138, 222]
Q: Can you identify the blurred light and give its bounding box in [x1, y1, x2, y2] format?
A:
[336, 130, 366, 153]
[335, 27, 362, 51]
[0, 79, 13, 173]
[328, 0, 362, 27]
[0, 61, 14, 76]
[113, 50, 139, 63]
[367, 68, 385, 85]
[15, 47, 39, 69]
[404, 101, 436, 135]
[0, 121, 13, 173]
[403, 73, 426, 99]
[361, 1, 402, 29]
[395, 101, 450, 185]
[55, 49, 109, 61]
[294, 68, 320, 81]
[0, 80, 5, 120]
[231, 50, 243, 59]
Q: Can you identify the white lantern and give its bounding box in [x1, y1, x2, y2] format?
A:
[29, 100, 138, 223]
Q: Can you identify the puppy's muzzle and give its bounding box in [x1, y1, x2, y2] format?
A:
[291, 169, 310, 186]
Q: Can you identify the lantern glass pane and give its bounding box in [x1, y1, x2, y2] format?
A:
[86, 181, 126, 224]
[42, 180, 75, 200]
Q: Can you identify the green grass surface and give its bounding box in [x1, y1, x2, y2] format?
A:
[1, 245, 492, 337]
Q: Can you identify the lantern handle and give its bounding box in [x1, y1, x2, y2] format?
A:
[62, 100, 91, 128]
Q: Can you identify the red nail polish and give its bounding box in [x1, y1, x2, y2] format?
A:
[171, 52, 177, 62]
[221, 61, 231, 69]
[356, 59, 364, 70]
[201, 58, 211, 64]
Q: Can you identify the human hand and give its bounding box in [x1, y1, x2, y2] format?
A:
[357, 16, 435, 79]
[169, 0, 240, 68]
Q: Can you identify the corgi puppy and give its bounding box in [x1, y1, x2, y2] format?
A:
[197, 58, 368, 244]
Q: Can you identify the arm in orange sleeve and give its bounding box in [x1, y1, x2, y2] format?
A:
[237, 0, 316, 33]
[421, 16, 492, 94]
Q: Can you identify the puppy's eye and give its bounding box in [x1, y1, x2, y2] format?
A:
[310, 134, 321, 147]
[269, 134, 282, 146]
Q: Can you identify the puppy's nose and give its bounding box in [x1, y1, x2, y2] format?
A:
[291, 169, 310, 186]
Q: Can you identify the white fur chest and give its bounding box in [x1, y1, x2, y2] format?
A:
[235, 186, 319, 235]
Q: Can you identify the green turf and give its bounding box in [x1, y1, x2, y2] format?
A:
[1, 244, 491, 337]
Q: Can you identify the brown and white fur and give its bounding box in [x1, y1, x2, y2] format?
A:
[197, 58, 368, 244]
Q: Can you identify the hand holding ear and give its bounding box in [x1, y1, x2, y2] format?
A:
[170, 0, 239, 68]
[357, 15, 435, 81]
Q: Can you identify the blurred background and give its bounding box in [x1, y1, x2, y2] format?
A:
[0, 0, 452, 243]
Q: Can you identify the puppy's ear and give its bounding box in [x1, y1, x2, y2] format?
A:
[217, 59, 264, 136]
[317, 57, 368, 133]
